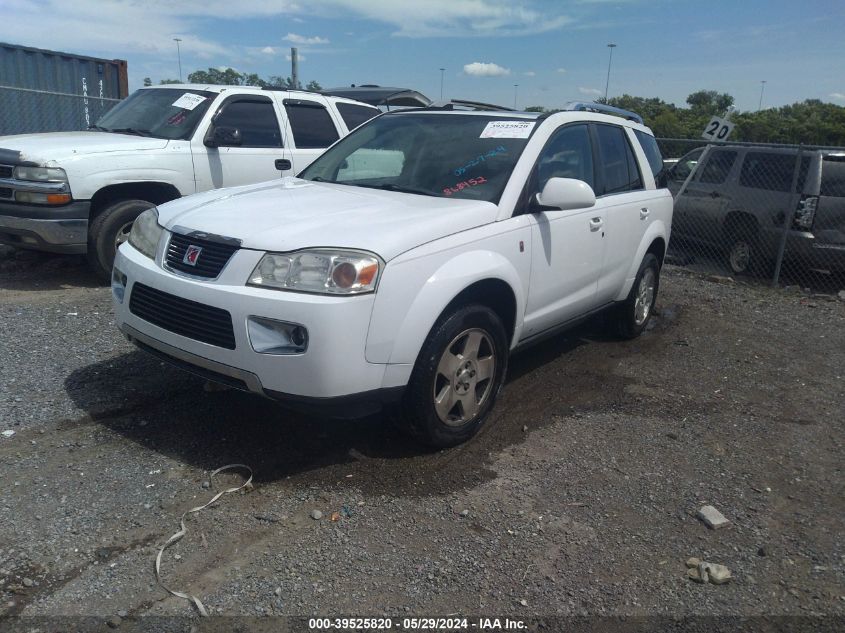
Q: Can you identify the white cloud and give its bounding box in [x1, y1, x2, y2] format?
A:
[523, 71, 536, 77]
[556, 68, 567, 74]
[830, 92, 845, 100]
[284, 32, 330, 45]
[464, 62, 511, 77]
[578, 87, 603, 96]
[261, 46, 276, 54]
[286, 52, 307, 62]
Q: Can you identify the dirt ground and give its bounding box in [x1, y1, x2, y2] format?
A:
[0, 251, 843, 631]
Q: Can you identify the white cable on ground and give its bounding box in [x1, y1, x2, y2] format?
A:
[154, 464, 254, 617]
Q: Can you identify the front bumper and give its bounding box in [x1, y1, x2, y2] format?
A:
[113, 240, 407, 416]
[0, 200, 90, 253]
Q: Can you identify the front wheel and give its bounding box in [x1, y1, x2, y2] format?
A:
[87, 199, 155, 280]
[399, 305, 508, 448]
[613, 253, 660, 339]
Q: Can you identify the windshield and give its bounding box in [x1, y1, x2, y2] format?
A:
[299, 113, 536, 203]
[94, 88, 216, 140]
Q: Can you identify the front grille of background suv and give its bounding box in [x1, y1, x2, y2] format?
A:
[129, 283, 236, 349]
[0, 165, 12, 179]
[164, 232, 239, 279]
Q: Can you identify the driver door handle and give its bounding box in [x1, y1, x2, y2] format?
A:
[589, 217, 604, 231]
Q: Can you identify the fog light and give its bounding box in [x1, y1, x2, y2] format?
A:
[247, 316, 308, 355]
[111, 267, 127, 303]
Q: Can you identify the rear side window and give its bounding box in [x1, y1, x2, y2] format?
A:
[284, 100, 341, 149]
[213, 99, 282, 148]
[699, 150, 737, 184]
[594, 124, 642, 195]
[739, 152, 800, 192]
[336, 103, 380, 130]
[633, 130, 664, 186]
[821, 157, 845, 197]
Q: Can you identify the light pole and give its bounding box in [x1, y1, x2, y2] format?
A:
[173, 38, 183, 82]
[514, 84, 519, 110]
[758, 80, 767, 111]
[439, 68, 445, 100]
[604, 43, 617, 101]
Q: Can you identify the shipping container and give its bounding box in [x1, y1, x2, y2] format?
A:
[0, 42, 128, 136]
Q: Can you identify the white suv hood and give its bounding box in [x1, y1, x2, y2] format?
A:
[0, 131, 169, 164]
[157, 178, 500, 261]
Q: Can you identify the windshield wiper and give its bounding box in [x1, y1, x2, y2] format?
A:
[308, 176, 336, 183]
[88, 124, 109, 132]
[352, 183, 437, 197]
[108, 127, 153, 137]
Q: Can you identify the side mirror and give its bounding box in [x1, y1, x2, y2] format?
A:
[534, 177, 596, 211]
[204, 126, 242, 148]
[274, 159, 292, 171]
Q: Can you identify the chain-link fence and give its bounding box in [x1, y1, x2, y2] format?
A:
[657, 138, 845, 292]
[0, 85, 120, 135]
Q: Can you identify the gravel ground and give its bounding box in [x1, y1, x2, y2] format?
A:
[0, 249, 843, 630]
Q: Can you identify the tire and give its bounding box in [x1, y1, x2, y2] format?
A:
[87, 199, 155, 280]
[399, 304, 508, 448]
[726, 233, 755, 275]
[613, 253, 660, 340]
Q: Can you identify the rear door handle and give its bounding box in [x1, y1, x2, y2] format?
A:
[589, 217, 604, 231]
[640, 207, 650, 220]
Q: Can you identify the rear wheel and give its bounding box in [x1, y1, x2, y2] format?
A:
[87, 199, 155, 280]
[613, 252, 660, 339]
[400, 304, 508, 448]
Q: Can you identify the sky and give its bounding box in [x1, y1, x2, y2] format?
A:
[2, 0, 844, 112]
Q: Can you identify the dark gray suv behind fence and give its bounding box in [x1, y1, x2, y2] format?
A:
[666, 146, 845, 276]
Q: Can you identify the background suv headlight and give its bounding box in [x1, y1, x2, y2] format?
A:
[128, 208, 163, 259]
[248, 249, 381, 295]
[13, 166, 68, 182]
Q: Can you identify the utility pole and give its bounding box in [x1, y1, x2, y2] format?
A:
[758, 80, 767, 111]
[514, 84, 519, 110]
[173, 38, 183, 82]
[604, 43, 617, 101]
[291, 47, 299, 90]
[439, 68, 445, 100]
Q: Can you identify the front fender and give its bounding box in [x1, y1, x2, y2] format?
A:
[366, 246, 529, 365]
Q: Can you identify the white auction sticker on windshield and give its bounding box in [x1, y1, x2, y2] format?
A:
[171, 93, 207, 110]
[479, 120, 535, 139]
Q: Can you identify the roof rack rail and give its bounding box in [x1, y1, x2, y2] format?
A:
[563, 101, 643, 125]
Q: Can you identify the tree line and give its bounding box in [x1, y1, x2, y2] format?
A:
[144, 67, 322, 91]
[527, 90, 845, 147]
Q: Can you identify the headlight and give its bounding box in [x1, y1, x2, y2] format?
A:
[248, 249, 381, 295]
[128, 208, 163, 259]
[13, 166, 68, 182]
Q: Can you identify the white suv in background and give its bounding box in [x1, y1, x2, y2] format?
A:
[112, 103, 673, 447]
[0, 84, 379, 277]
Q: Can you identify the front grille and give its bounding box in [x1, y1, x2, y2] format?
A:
[165, 232, 238, 279]
[0, 165, 12, 179]
[0, 187, 11, 199]
[129, 283, 236, 349]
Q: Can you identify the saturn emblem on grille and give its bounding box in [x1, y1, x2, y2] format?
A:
[183, 245, 203, 266]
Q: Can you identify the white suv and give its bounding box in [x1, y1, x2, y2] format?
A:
[112, 103, 673, 447]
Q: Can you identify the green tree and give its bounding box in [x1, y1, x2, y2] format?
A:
[305, 80, 322, 91]
[525, 105, 545, 112]
[159, 78, 181, 85]
[143, 77, 152, 87]
[686, 90, 734, 115]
